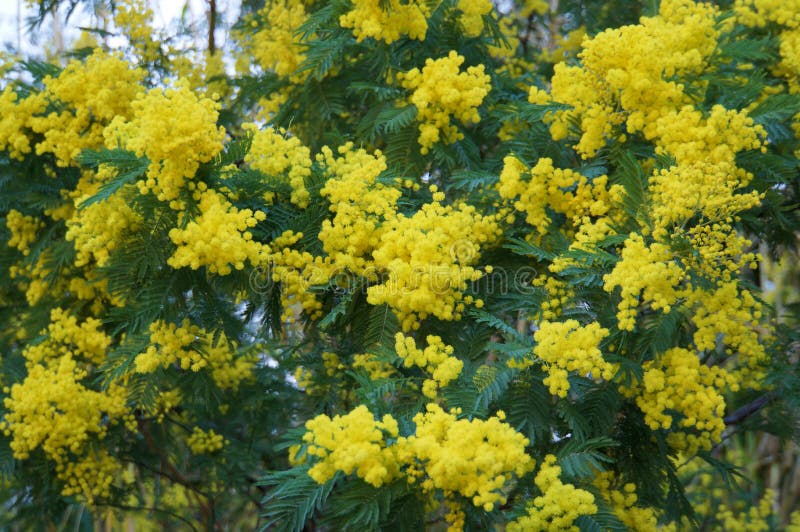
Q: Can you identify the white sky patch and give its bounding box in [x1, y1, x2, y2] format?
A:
[0, 0, 229, 58]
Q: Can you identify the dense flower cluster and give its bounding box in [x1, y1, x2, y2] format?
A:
[368, 192, 500, 330]
[5, 209, 43, 256]
[396, 405, 534, 512]
[318, 144, 397, 275]
[398, 51, 491, 153]
[603, 233, 684, 331]
[304, 404, 401, 487]
[339, 0, 429, 43]
[66, 180, 141, 267]
[304, 403, 533, 517]
[187, 428, 226, 454]
[498, 155, 621, 240]
[1, 355, 130, 502]
[633, 347, 733, 453]
[507, 455, 597, 531]
[105, 82, 225, 208]
[246, 0, 308, 78]
[594, 473, 658, 530]
[457, 0, 493, 37]
[533, 320, 613, 397]
[245, 126, 312, 208]
[167, 189, 267, 275]
[22, 307, 110, 367]
[395, 333, 463, 398]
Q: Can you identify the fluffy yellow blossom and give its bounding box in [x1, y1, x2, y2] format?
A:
[397, 51, 491, 154]
[458, 0, 493, 37]
[105, 82, 225, 208]
[66, 187, 141, 267]
[23, 307, 111, 367]
[594, 473, 658, 531]
[304, 405, 401, 487]
[31, 50, 144, 167]
[603, 233, 684, 330]
[114, 0, 160, 62]
[56, 448, 120, 505]
[395, 404, 534, 511]
[395, 333, 463, 398]
[734, 0, 800, 29]
[267, 231, 332, 321]
[716, 488, 775, 531]
[245, 125, 312, 208]
[0, 86, 45, 160]
[318, 143, 398, 275]
[134, 320, 252, 388]
[548, 0, 719, 158]
[168, 189, 267, 275]
[187, 428, 226, 454]
[507, 455, 597, 531]
[247, 0, 308, 79]
[5, 209, 43, 256]
[135, 319, 206, 373]
[339, 0, 429, 44]
[303, 404, 533, 511]
[352, 353, 396, 380]
[1, 355, 129, 463]
[368, 194, 500, 330]
[634, 347, 732, 453]
[206, 333, 255, 391]
[498, 156, 621, 241]
[533, 320, 613, 397]
[687, 283, 768, 387]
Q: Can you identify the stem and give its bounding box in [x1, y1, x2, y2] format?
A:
[208, 0, 217, 55]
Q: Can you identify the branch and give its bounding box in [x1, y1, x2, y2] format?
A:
[724, 393, 773, 426]
[208, 0, 217, 55]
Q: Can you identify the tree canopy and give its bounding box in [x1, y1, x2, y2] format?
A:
[0, 0, 799, 529]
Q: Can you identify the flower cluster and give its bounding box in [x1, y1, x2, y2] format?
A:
[533, 320, 613, 397]
[507, 455, 597, 531]
[167, 189, 267, 275]
[105, 82, 225, 208]
[135, 319, 206, 373]
[594, 473, 658, 531]
[5, 209, 43, 256]
[303, 403, 534, 515]
[398, 51, 491, 153]
[457, 0, 493, 37]
[113, 0, 160, 62]
[31, 50, 144, 167]
[368, 191, 500, 330]
[245, 125, 312, 208]
[339, 0, 429, 44]
[1, 355, 130, 502]
[498, 156, 621, 240]
[66, 181, 141, 267]
[634, 347, 733, 453]
[304, 404, 401, 487]
[603, 233, 684, 331]
[247, 0, 308, 78]
[23, 307, 111, 367]
[548, 0, 720, 158]
[396, 405, 534, 512]
[187, 428, 226, 455]
[318, 144, 398, 275]
[395, 333, 463, 398]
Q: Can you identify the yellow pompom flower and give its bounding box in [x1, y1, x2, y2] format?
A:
[533, 320, 613, 398]
[340, 0, 429, 43]
[507, 455, 597, 531]
[397, 51, 491, 154]
[167, 189, 267, 275]
[104, 81, 225, 208]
